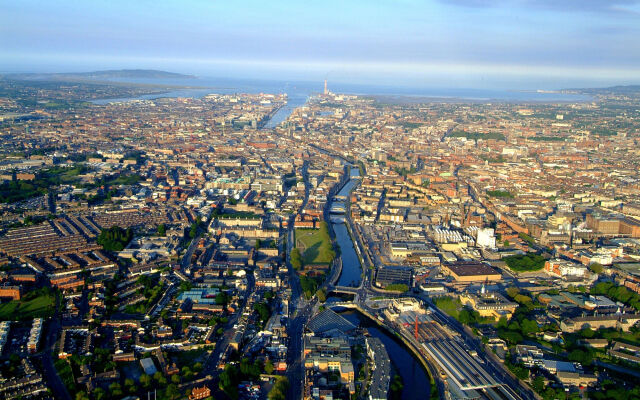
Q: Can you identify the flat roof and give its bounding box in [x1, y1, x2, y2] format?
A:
[445, 263, 499, 277]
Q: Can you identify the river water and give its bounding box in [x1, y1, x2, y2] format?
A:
[340, 310, 431, 400]
[332, 168, 363, 287]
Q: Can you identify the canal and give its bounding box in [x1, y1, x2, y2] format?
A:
[340, 310, 431, 400]
[332, 167, 362, 287]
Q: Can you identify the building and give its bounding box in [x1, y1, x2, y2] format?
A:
[189, 385, 212, 400]
[0, 285, 21, 300]
[557, 371, 597, 387]
[375, 266, 412, 287]
[609, 341, 640, 364]
[560, 314, 640, 333]
[0, 321, 10, 354]
[459, 285, 518, 320]
[27, 318, 43, 353]
[544, 259, 588, 278]
[304, 354, 355, 392]
[441, 262, 501, 282]
[476, 228, 496, 249]
[140, 358, 158, 376]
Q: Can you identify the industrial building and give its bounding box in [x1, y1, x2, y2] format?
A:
[441, 262, 501, 283]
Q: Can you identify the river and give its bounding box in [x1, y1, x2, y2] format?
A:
[332, 167, 363, 287]
[340, 310, 431, 400]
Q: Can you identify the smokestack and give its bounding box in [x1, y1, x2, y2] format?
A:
[324, 79, 328, 95]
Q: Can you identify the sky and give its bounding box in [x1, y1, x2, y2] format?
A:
[1, 0, 640, 89]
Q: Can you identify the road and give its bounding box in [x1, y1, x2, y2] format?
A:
[38, 300, 72, 400]
[284, 161, 317, 399]
[202, 272, 255, 376]
[181, 234, 202, 269]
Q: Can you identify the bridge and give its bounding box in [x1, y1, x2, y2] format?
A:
[328, 285, 359, 295]
[325, 301, 358, 309]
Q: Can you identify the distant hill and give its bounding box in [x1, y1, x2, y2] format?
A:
[4, 69, 196, 81]
[562, 85, 640, 96]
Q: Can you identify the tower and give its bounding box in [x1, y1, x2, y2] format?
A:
[324, 79, 328, 95]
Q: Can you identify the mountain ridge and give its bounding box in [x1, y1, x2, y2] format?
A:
[3, 69, 196, 81]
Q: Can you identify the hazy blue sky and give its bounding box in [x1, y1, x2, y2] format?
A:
[1, 0, 640, 88]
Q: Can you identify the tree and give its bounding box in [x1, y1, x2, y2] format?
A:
[506, 286, 520, 299]
[75, 393, 89, 400]
[316, 289, 326, 302]
[140, 373, 152, 389]
[254, 302, 271, 322]
[504, 253, 546, 272]
[514, 294, 533, 305]
[290, 248, 302, 270]
[189, 222, 198, 238]
[532, 376, 545, 393]
[97, 226, 133, 251]
[109, 382, 123, 397]
[268, 376, 289, 400]
[124, 378, 136, 393]
[166, 384, 180, 400]
[458, 308, 473, 324]
[157, 223, 166, 236]
[503, 240, 510, 247]
[389, 374, 404, 400]
[579, 327, 595, 338]
[180, 280, 193, 293]
[153, 371, 167, 386]
[521, 319, 539, 336]
[589, 262, 603, 274]
[171, 374, 181, 384]
[219, 364, 240, 400]
[215, 291, 229, 305]
[182, 366, 194, 380]
[568, 349, 593, 365]
[255, 239, 262, 249]
[264, 359, 274, 374]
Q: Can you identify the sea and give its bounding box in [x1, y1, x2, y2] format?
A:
[91, 76, 592, 127]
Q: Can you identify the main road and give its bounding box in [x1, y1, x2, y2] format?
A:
[285, 160, 313, 399]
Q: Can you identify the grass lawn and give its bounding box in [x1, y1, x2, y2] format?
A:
[433, 296, 462, 319]
[0, 292, 56, 321]
[295, 228, 334, 265]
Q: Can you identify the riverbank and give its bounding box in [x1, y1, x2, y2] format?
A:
[340, 308, 437, 400]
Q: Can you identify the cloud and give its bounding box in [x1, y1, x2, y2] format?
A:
[441, 0, 640, 14]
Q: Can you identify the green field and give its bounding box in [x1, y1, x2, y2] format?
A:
[433, 296, 462, 319]
[0, 291, 56, 321]
[295, 227, 334, 265]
